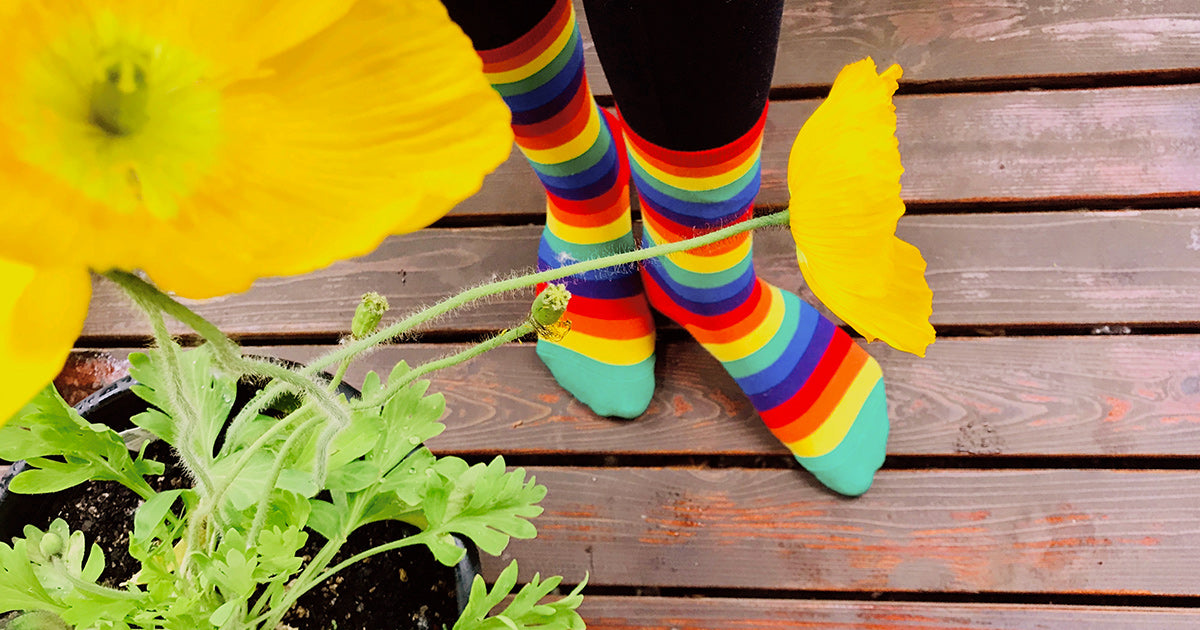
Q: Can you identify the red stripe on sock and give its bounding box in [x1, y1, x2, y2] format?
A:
[762, 334, 864, 442]
[513, 79, 592, 145]
[688, 280, 774, 345]
[646, 276, 766, 330]
[620, 105, 768, 169]
[644, 207, 752, 256]
[549, 188, 629, 228]
[477, 0, 571, 69]
[568, 308, 655, 338]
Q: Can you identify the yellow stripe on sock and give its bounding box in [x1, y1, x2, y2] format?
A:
[546, 204, 632, 245]
[520, 103, 602, 165]
[643, 220, 753, 274]
[626, 139, 762, 192]
[785, 359, 882, 458]
[484, 5, 577, 85]
[555, 329, 656, 365]
[699, 284, 786, 362]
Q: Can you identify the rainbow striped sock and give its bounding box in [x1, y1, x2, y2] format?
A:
[627, 106, 888, 496]
[478, 0, 656, 418]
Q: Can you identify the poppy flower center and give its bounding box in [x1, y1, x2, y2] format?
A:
[91, 52, 150, 136]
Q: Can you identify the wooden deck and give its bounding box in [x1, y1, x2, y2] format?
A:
[24, 1, 1200, 627]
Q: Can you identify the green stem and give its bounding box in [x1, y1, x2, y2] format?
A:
[225, 210, 790, 428]
[102, 271, 242, 368]
[310, 211, 790, 377]
[311, 531, 432, 588]
[120, 282, 216, 496]
[245, 412, 322, 546]
[355, 324, 533, 410]
[328, 358, 351, 392]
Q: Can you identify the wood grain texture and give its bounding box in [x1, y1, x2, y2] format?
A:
[81, 209, 1200, 338]
[48, 335, 1200, 458]
[579, 597, 1200, 630]
[454, 84, 1200, 216]
[486, 468, 1200, 595]
[572, 0, 1200, 95]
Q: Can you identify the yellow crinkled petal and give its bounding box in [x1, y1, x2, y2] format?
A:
[138, 0, 513, 298]
[787, 58, 934, 356]
[0, 0, 511, 298]
[0, 260, 91, 427]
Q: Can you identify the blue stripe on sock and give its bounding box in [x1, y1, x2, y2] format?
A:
[745, 315, 835, 410]
[634, 170, 761, 227]
[724, 292, 813, 379]
[642, 257, 755, 316]
[509, 63, 585, 124]
[541, 142, 620, 200]
[501, 38, 586, 112]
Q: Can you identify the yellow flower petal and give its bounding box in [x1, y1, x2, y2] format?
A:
[787, 58, 935, 356]
[0, 0, 512, 298]
[0, 261, 91, 428]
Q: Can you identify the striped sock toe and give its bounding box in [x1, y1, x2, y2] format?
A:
[628, 105, 889, 495]
[478, 0, 656, 418]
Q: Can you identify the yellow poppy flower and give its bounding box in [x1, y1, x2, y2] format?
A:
[0, 0, 513, 424]
[787, 58, 935, 357]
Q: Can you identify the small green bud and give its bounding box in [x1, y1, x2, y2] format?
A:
[351, 292, 389, 339]
[531, 284, 571, 326]
[38, 533, 63, 558]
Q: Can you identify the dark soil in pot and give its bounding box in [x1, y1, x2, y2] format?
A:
[0, 374, 479, 630]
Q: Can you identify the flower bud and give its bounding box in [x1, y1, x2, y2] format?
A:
[351, 292, 389, 339]
[39, 532, 63, 558]
[531, 284, 571, 327]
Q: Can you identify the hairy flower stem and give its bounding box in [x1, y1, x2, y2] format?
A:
[246, 412, 322, 546]
[117, 279, 216, 496]
[354, 323, 535, 410]
[310, 210, 791, 378]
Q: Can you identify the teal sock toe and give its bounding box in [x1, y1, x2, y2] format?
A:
[536, 342, 655, 419]
[796, 380, 889, 497]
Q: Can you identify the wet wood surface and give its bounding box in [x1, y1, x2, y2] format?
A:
[575, 0, 1200, 93]
[47, 336, 1200, 458]
[578, 598, 1200, 630]
[82, 209, 1200, 338]
[19, 0, 1200, 626]
[456, 85, 1200, 216]
[488, 469, 1200, 594]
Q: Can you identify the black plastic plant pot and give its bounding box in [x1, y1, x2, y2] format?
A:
[0, 370, 481, 629]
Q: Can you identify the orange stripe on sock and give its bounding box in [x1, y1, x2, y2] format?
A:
[567, 309, 656, 339]
[767, 340, 868, 443]
[760, 331, 853, 429]
[549, 187, 629, 228]
[621, 105, 768, 169]
[513, 81, 592, 149]
[629, 133, 762, 181]
[477, 0, 571, 70]
[643, 209, 752, 257]
[688, 280, 774, 345]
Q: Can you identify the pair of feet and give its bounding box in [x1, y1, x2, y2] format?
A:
[533, 107, 889, 497]
[478, 0, 925, 497]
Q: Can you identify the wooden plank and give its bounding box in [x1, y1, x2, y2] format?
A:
[572, 0, 1200, 96]
[81, 209, 1200, 337]
[44, 335, 1200, 458]
[579, 597, 1200, 630]
[454, 84, 1200, 216]
[53, 334, 1200, 458]
[485, 469, 1200, 595]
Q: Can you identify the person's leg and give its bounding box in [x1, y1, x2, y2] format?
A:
[585, 0, 889, 495]
[441, 0, 656, 418]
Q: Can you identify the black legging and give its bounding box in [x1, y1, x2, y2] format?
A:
[440, 0, 784, 151]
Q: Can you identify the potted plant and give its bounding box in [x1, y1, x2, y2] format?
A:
[0, 286, 586, 630]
